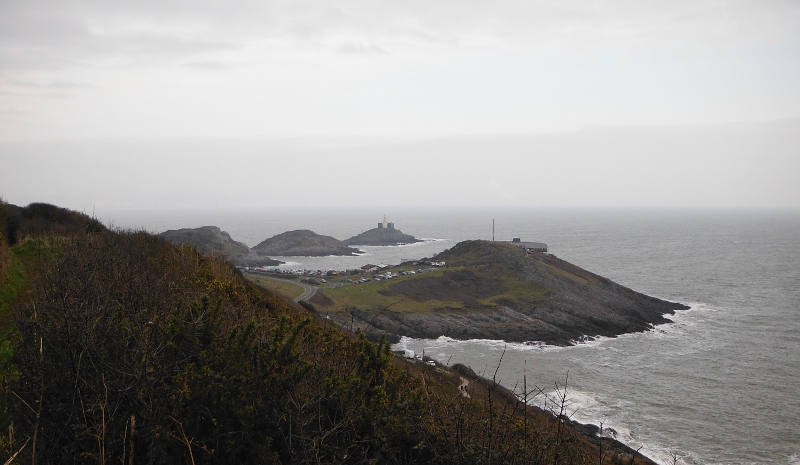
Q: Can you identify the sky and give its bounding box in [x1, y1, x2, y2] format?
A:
[1, 1, 799, 211]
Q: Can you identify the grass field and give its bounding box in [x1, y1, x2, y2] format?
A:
[322, 269, 468, 313]
[319, 265, 549, 314]
[245, 274, 306, 300]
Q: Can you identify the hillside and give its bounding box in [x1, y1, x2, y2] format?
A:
[3, 202, 105, 244]
[0, 201, 658, 464]
[345, 227, 421, 246]
[313, 240, 688, 345]
[253, 229, 362, 256]
[159, 225, 282, 266]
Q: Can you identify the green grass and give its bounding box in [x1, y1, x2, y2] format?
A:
[245, 274, 306, 300]
[322, 268, 468, 313]
[320, 265, 549, 315]
[0, 254, 25, 337]
[0, 237, 70, 338]
[0, 248, 27, 378]
[483, 269, 549, 306]
[11, 236, 60, 258]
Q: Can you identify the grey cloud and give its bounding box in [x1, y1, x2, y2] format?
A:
[3, 0, 799, 74]
[90, 34, 236, 60]
[181, 60, 230, 69]
[338, 41, 387, 55]
[0, 2, 238, 72]
[7, 79, 96, 89]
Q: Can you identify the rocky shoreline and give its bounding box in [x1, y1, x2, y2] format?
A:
[312, 240, 689, 346]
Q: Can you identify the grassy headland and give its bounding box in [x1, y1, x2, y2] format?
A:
[312, 240, 687, 345]
[0, 200, 657, 464]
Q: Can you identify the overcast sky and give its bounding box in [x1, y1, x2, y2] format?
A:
[1, 1, 799, 211]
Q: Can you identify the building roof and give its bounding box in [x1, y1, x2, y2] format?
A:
[509, 240, 548, 250]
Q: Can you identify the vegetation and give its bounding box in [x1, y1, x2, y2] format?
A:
[0, 200, 655, 464]
[245, 275, 306, 301]
[320, 266, 548, 314]
[314, 240, 687, 345]
[159, 226, 283, 267]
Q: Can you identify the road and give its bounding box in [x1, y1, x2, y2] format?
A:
[294, 280, 318, 302]
[246, 273, 320, 303]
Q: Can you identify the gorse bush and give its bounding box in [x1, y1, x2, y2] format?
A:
[0, 224, 634, 464]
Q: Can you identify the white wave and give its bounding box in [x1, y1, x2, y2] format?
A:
[394, 301, 720, 358]
[530, 388, 696, 465]
[394, 336, 706, 465]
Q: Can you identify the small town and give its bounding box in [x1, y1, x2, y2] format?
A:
[238, 259, 447, 285]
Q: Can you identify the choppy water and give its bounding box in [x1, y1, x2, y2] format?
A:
[102, 207, 800, 465]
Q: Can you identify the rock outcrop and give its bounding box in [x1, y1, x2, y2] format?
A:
[252, 229, 362, 257]
[159, 226, 282, 267]
[345, 227, 421, 246]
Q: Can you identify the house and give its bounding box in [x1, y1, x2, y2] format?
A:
[510, 238, 548, 253]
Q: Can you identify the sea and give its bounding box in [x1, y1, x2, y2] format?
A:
[101, 207, 800, 465]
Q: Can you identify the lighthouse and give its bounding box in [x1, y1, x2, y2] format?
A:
[377, 216, 395, 230]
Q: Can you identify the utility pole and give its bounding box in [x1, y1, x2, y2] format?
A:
[492, 218, 495, 241]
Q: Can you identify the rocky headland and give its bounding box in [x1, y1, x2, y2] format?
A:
[252, 229, 363, 257]
[312, 240, 689, 345]
[345, 226, 421, 246]
[159, 226, 283, 267]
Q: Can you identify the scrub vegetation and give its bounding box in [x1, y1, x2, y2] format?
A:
[0, 200, 654, 464]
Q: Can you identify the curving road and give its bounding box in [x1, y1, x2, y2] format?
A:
[247, 273, 320, 303]
[294, 281, 318, 302]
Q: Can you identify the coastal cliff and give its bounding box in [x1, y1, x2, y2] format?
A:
[252, 229, 362, 257]
[313, 240, 688, 345]
[159, 226, 283, 267]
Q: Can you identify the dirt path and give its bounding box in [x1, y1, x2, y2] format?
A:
[459, 377, 470, 398]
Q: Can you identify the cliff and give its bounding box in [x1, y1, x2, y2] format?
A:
[252, 229, 362, 257]
[159, 226, 283, 267]
[313, 240, 688, 345]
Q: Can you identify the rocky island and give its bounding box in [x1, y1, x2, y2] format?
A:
[345, 217, 421, 246]
[159, 226, 283, 267]
[252, 229, 363, 257]
[311, 240, 689, 345]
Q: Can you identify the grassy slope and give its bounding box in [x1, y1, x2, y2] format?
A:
[0, 238, 57, 336]
[318, 264, 548, 315]
[314, 240, 686, 345]
[0, 202, 658, 464]
[244, 274, 306, 300]
[0, 254, 24, 335]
